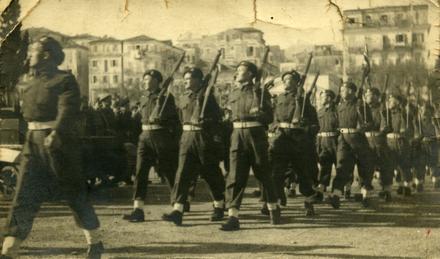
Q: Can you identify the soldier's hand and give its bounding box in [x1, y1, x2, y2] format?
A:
[44, 130, 61, 150]
[249, 107, 260, 115]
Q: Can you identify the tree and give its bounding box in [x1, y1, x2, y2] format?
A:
[0, 0, 28, 108]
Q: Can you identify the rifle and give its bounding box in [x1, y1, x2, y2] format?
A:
[416, 87, 422, 136]
[157, 51, 186, 117]
[299, 53, 313, 89]
[257, 47, 270, 109]
[360, 44, 371, 123]
[405, 80, 410, 129]
[301, 71, 319, 118]
[383, 74, 390, 125]
[199, 49, 222, 120]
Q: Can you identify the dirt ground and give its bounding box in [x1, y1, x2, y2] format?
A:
[1, 175, 440, 259]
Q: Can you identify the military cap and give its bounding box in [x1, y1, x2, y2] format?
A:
[322, 89, 336, 100]
[183, 67, 204, 79]
[237, 61, 258, 77]
[36, 36, 65, 66]
[281, 70, 301, 82]
[143, 69, 163, 83]
[118, 97, 130, 107]
[366, 87, 380, 96]
[343, 81, 357, 92]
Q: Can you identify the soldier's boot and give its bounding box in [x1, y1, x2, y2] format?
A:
[252, 189, 261, 197]
[287, 183, 297, 198]
[327, 194, 340, 209]
[396, 185, 404, 195]
[344, 183, 352, 200]
[269, 206, 281, 225]
[86, 241, 104, 259]
[383, 191, 392, 202]
[162, 210, 183, 226]
[220, 216, 240, 231]
[361, 198, 370, 208]
[304, 202, 315, 217]
[1, 236, 22, 259]
[260, 203, 270, 216]
[210, 207, 224, 222]
[316, 192, 324, 202]
[184, 201, 191, 212]
[122, 208, 145, 222]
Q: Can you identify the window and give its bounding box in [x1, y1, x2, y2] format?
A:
[112, 60, 117, 67]
[136, 45, 140, 50]
[347, 17, 356, 24]
[365, 15, 372, 25]
[103, 76, 107, 83]
[93, 45, 98, 52]
[113, 44, 118, 51]
[380, 15, 388, 25]
[395, 34, 406, 44]
[113, 75, 118, 83]
[246, 46, 254, 57]
[92, 76, 97, 83]
[104, 60, 108, 72]
[92, 60, 98, 67]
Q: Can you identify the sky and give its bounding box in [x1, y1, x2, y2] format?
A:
[2, 0, 438, 49]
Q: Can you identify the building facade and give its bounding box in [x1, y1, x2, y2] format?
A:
[59, 43, 90, 98]
[342, 4, 431, 74]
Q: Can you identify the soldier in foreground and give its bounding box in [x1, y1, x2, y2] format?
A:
[221, 61, 279, 231]
[123, 69, 180, 222]
[266, 70, 318, 216]
[162, 67, 226, 226]
[0, 37, 103, 259]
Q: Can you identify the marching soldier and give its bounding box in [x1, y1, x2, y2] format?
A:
[1, 37, 103, 258]
[265, 70, 318, 216]
[221, 61, 279, 231]
[386, 91, 415, 196]
[364, 88, 394, 201]
[123, 69, 180, 222]
[316, 89, 338, 201]
[412, 101, 438, 192]
[162, 67, 226, 225]
[329, 82, 374, 208]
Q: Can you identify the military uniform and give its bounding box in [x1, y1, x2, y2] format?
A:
[132, 90, 180, 202]
[333, 95, 374, 205]
[269, 89, 318, 210]
[387, 102, 415, 195]
[366, 101, 394, 197]
[169, 87, 225, 216]
[316, 102, 338, 194]
[4, 70, 100, 241]
[412, 103, 439, 191]
[225, 82, 278, 209]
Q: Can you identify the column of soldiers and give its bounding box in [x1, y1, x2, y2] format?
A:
[3, 36, 440, 258]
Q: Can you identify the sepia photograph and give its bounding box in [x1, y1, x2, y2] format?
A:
[0, 0, 440, 258]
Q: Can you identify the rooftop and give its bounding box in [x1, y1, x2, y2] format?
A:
[344, 4, 428, 14]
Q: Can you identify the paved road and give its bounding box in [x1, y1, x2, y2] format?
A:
[0, 176, 439, 258]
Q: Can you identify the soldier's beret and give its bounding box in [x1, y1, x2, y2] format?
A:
[343, 82, 357, 92]
[143, 69, 163, 83]
[281, 70, 301, 82]
[37, 36, 65, 66]
[323, 89, 336, 99]
[183, 67, 204, 79]
[366, 87, 380, 96]
[237, 61, 257, 77]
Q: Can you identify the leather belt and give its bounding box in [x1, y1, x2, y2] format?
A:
[422, 136, 436, 142]
[386, 133, 402, 139]
[142, 124, 163, 131]
[365, 131, 382, 137]
[317, 132, 338, 137]
[278, 122, 301, 129]
[183, 124, 202, 131]
[339, 128, 357, 134]
[28, 121, 56, 130]
[233, 121, 262, 129]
